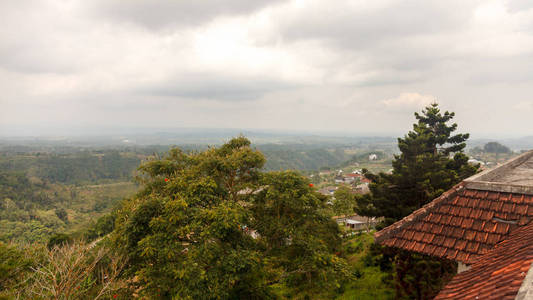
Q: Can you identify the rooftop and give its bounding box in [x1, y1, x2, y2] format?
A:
[465, 151, 533, 194]
[375, 150, 533, 264]
[375, 150, 533, 298]
[435, 221, 533, 300]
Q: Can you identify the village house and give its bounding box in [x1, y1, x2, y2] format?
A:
[334, 214, 380, 231]
[318, 186, 338, 196]
[334, 172, 368, 185]
[375, 150, 533, 299]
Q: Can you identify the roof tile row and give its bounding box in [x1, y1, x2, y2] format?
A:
[436, 221, 533, 299]
[376, 186, 533, 264]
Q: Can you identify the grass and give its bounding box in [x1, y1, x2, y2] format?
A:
[336, 231, 394, 300]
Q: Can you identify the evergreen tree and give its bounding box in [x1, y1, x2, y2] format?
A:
[355, 103, 478, 300]
[356, 103, 478, 226]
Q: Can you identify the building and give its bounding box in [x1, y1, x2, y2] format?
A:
[318, 186, 338, 196]
[334, 214, 380, 231]
[375, 150, 533, 299]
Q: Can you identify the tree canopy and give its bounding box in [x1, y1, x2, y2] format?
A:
[356, 103, 478, 226]
[355, 103, 478, 299]
[483, 141, 511, 154]
[112, 136, 350, 299]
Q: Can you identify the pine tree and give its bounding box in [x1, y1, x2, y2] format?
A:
[356, 103, 479, 300]
[356, 103, 478, 226]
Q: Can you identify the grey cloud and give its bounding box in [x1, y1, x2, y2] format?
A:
[2, 0, 533, 137]
[85, 0, 287, 30]
[278, 1, 478, 48]
[252, 1, 484, 88]
[140, 73, 298, 100]
[465, 54, 533, 85]
[505, 0, 533, 13]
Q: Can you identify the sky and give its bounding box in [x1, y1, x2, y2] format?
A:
[1, 0, 533, 138]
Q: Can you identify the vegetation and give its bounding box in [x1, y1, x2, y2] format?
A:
[0, 240, 129, 299]
[0, 150, 141, 185]
[483, 141, 512, 154]
[0, 108, 484, 298]
[357, 103, 478, 226]
[356, 103, 477, 299]
[0, 166, 138, 243]
[332, 185, 358, 216]
[112, 137, 352, 299]
[337, 232, 394, 300]
[259, 144, 350, 171]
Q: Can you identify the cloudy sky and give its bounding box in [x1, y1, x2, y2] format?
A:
[1, 0, 533, 138]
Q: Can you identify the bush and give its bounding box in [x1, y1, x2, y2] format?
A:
[47, 233, 72, 249]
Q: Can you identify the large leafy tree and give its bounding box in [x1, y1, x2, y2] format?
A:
[250, 171, 350, 297]
[113, 137, 269, 299]
[113, 137, 349, 299]
[356, 103, 478, 299]
[331, 185, 358, 216]
[357, 103, 478, 226]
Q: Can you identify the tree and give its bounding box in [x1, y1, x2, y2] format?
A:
[250, 171, 351, 297]
[356, 103, 478, 299]
[55, 208, 68, 223]
[112, 137, 350, 299]
[113, 136, 269, 299]
[356, 103, 478, 226]
[483, 141, 511, 154]
[332, 185, 357, 216]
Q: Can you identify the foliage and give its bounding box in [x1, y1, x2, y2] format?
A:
[258, 144, 350, 171]
[0, 242, 36, 292]
[47, 233, 73, 249]
[0, 241, 129, 300]
[356, 103, 478, 226]
[483, 141, 512, 154]
[26, 241, 128, 300]
[113, 137, 351, 299]
[336, 232, 394, 300]
[393, 250, 456, 300]
[0, 169, 137, 243]
[85, 213, 117, 242]
[0, 151, 141, 185]
[113, 137, 270, 299]
[251, 171, 351, 298]
[332, 185, 358, 216]
[355, 103, 477, 299]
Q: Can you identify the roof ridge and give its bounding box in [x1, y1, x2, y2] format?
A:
[374, 182, 465, 243]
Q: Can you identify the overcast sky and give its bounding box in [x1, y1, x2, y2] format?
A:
[1, 0, 533, 138]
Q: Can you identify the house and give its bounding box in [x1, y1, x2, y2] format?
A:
[369, 153, 378, 161]
[375, 150, 533, 299]
[319, 170, 332, 175]
[334, 214, 380, 231]
[318, 186, 338, 196]
[334, 176, 345, 184]
[334, 173, 368, 185]
[355, 183, 370, 194]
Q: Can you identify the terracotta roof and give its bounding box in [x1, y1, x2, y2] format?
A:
[435, 221, 533, 300]
[375, 151, 533, 264]
[375, 185, 533, 264]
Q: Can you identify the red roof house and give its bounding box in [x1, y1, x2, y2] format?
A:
[375, 150, 533, 299]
